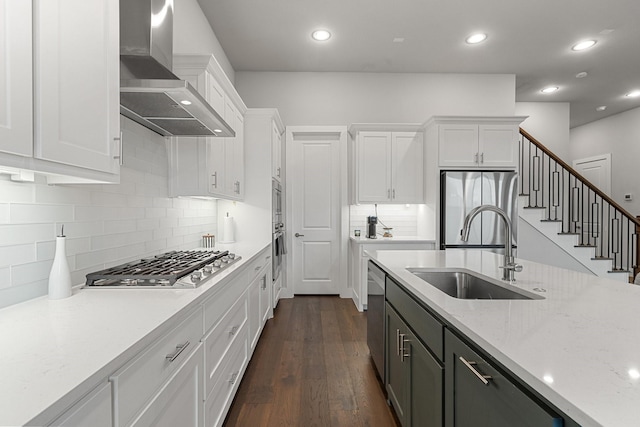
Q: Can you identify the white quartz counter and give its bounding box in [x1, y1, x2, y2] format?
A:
[350, 235, 436, 245]
[368, 249, 640, 427]
[0, 241, 270, 426]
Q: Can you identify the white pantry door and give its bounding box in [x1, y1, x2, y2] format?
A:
[288, 128, 345, 294]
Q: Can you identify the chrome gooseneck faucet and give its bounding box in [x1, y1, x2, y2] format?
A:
[460, 205, 523, 281]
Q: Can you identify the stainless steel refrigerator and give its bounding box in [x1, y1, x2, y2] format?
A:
[440, 171, 518, 251]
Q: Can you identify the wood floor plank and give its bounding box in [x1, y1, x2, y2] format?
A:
[223, 296, 399, 427]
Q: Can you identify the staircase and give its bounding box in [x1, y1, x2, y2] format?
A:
[517, 129, 639, 283]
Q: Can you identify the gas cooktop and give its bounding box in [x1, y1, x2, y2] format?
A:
[84, 250, 241, 289]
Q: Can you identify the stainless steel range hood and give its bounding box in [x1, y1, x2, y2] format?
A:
[119, 0, 234, 137]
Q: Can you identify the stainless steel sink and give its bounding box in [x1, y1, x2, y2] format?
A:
[407, 269, 542, 300]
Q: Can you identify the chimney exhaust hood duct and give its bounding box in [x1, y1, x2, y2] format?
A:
[119, 0, 234, 137]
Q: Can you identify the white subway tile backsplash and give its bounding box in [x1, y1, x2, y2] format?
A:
[0, 119, 218, 309]
[0, 267, 10, 290]
[0, 223, 55, 246]
[10, 204, 74, 224]
[0, 204, 9, 224]
[11, 260, 54, 287]
[0, 178, 35, 203]
[0, 244, 35, 268]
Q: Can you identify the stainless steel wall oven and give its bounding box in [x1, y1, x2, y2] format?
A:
[272, 180, 285, 282]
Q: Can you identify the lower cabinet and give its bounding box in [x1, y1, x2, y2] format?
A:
[130, 344, 204, 427]
[444, 330, 563, 427]
[386, 303, 443, 427]
[48, 381, 112, 427]
[110, 307, 204, 427]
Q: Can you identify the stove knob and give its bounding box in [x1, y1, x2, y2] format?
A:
[222, 256, 230, 263]
[203, 265, 213, 274]
[228, 253, 236, 260]
[213, 260, 222, 267]
[190, 271, 202, 282]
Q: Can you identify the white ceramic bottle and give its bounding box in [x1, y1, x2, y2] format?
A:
[48, 225, 72, 299]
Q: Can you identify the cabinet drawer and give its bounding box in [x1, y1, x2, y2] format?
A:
[246, 248, 271, 284]
[110, 307, 203, 426]
[386, 275, 444, 361]
[203, 290, 248, 398]
[445, 329, 563, 426]
[130, 344, 203, 427]
[204, 326, 248, 427]
[204, 274, 246, 332]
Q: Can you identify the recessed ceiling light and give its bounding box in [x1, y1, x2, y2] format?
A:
[311, 29, 331, 41]
[541, 86, 559, 94]
[393, 37, 405, 43]
[180, 100, 192, 105]
[572, 40, 597, 51]
[213, 129, 222, 133]
[465, 33, 487, 44]
[596, 105, 607, 111]
[575, 71, 588, 78]
[626, 90, 640, 98]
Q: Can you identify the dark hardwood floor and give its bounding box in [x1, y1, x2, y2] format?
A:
[224, 296, 399, 427]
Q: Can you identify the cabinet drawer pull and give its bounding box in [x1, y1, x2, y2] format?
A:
[255, 266, 261, 271]
[396, 329, 401, 356]
[401, 336, 410, 361]
[229, 372, 239, 385]
[211, 172, 218, 188]
[229, 325, 239, 336]
[459, 356, 492, 385]
[474, 152, 479, 164]
[480, 152, 484, 163]
[165, 341, 190, 362]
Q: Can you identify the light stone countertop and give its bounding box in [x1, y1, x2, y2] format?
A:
[367, 248, 640, 427]
[0, 241, 270, 426]
[350, 235, 436, 245]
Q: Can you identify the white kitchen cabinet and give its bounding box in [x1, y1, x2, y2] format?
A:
[272, 120, 283, 181]
[169, 55, 247, 200]
[349, 238, 435, 311]
[48, 382, 112, 427]
[223, 99, 244, 199]
[131, 344, 204, 427]
[428, 117, 526, 169]
[0, 0, 120, 183]
[247, 248, 273, 351]
[110, 307, 204, 427]
[34, 0, 120, 174]
[350, 125, 425, 204]
[0, 0, 33, 158]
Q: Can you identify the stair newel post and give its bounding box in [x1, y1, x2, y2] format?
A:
[633, 215, 640, 279]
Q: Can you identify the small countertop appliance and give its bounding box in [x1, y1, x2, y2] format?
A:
[367, 216, 378, 239]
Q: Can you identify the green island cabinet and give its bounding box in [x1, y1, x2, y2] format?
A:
[384, 275, 578, 427]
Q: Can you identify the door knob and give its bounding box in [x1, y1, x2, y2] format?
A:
[295, 233, 304, 237]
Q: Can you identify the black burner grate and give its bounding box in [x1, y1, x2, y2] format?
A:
[85, 250, 228, 287]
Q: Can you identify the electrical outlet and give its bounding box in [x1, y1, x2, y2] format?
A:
[624, 193, 633, 201]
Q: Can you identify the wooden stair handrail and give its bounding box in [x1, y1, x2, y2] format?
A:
[520, 128, 640, 227]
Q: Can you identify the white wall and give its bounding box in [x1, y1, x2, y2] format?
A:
[570, 106, 640, 215]
[174, 0, 235, 83]
[235, 72, 516, 126]
[515, 102, 571, 160]
[0, 119, 218, 309]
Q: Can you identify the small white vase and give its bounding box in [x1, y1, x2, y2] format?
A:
[48, 235, 72, 299]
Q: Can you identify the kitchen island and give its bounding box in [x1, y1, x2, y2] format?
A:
[368, 249, 640, 427]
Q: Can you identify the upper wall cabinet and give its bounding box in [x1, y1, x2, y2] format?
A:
[0, 0, 121, 184]
[426, 116, 526, 169]
[350, 124, 425, 204]
[0, 0, 33, 158]
[169, 55, 247, 201]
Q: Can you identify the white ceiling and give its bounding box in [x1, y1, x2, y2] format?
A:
[198, 0, 640, 128]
